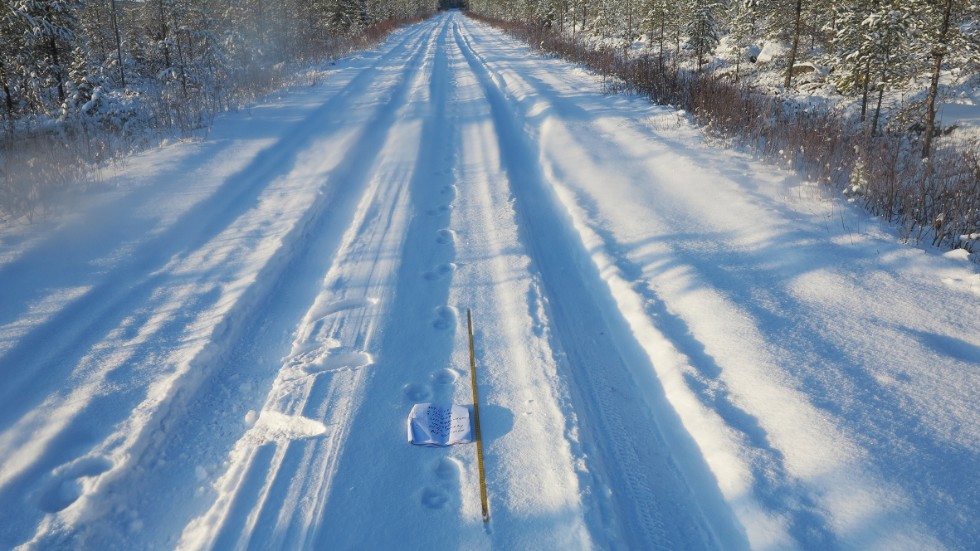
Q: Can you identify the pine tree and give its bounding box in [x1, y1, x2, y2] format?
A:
[1, 3, 30, 126]
[641, 0, 672, 65]
[324, 0, 366, 36]
[686, 0, 719, 71]
[591, 0, 617, 39]
[14, 0, 83, 113]
[831, 0, 914, 132]
[727, 0, 759, 81]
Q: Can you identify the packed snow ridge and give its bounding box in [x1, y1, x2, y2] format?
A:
[0, 12, 977, 551]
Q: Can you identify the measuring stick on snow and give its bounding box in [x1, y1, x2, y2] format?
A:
[467, 308, 490, 523]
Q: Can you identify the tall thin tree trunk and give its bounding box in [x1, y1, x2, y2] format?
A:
[872, 82, 885, 136]
[860, 58, 870, 121]
[2, 79, 14, 134]
[626, 0, 633, 43]
[675, 20, 681, 62]
[176, 34, 188, 99]
[110, 0, 125, 88]
[922, 0, 953, 159]
[559, 0, 564, 34]
[49, 36, 66, 104]
[158, 0, 171, 68]
[42, 5, 67, 105]
[783, 0, 802, 88]
[658, 17, 665, 68]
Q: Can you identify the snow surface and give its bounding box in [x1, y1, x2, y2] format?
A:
[1, 11, 978, 550]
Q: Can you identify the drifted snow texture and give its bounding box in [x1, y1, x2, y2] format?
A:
[0, 11, 978, 551]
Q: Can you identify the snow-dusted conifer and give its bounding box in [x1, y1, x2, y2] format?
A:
[831, 0, 914, 132]
[641, 0, 676, 65]
[726, 0, 759, 81]
[686, 0, 719, 71]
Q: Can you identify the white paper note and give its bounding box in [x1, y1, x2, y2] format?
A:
[407, 403, 473, 446]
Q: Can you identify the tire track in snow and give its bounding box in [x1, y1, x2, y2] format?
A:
[18, 21, 437, 549]
[458, 17, 963, 550]
[443, 14, 595, 548]
[292, 16, 480, 548]
[464, 21, 964, 549]
[171, 19, 449, 551]
[0, 18, 430, 448]
[453, 18, 716, 550]
[236, 15, 480, 547]
[475, 42, 834, 547]
[0, 20, 423, 438]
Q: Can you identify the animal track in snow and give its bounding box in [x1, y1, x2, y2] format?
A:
[420, 487, 449, 509]
[441, 184, 458, 201]
[430, 368, 460, 385]
[431, 306, 457, 331]
[435, 229, 456, 245]
[419, 458, 460, 511]
[422, 263, 457, 281]
[432, 456, 461, 482]
[427, 205, 453, 216]
[403, 383, 431, 402]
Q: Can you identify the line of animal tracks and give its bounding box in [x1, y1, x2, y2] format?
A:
[1, 11, 977, 550]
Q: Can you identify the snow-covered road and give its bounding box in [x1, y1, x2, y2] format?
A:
[1, 11, 978, 550]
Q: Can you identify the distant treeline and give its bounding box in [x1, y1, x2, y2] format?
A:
[466, 5, 980, 255]
[468, 0, 979, 158]
[1, 0, 437, 133]
[0, 0, 436, 223]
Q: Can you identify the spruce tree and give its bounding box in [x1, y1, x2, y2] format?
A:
[686, 0, 719, 71]
[832, 0, 914, 132]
